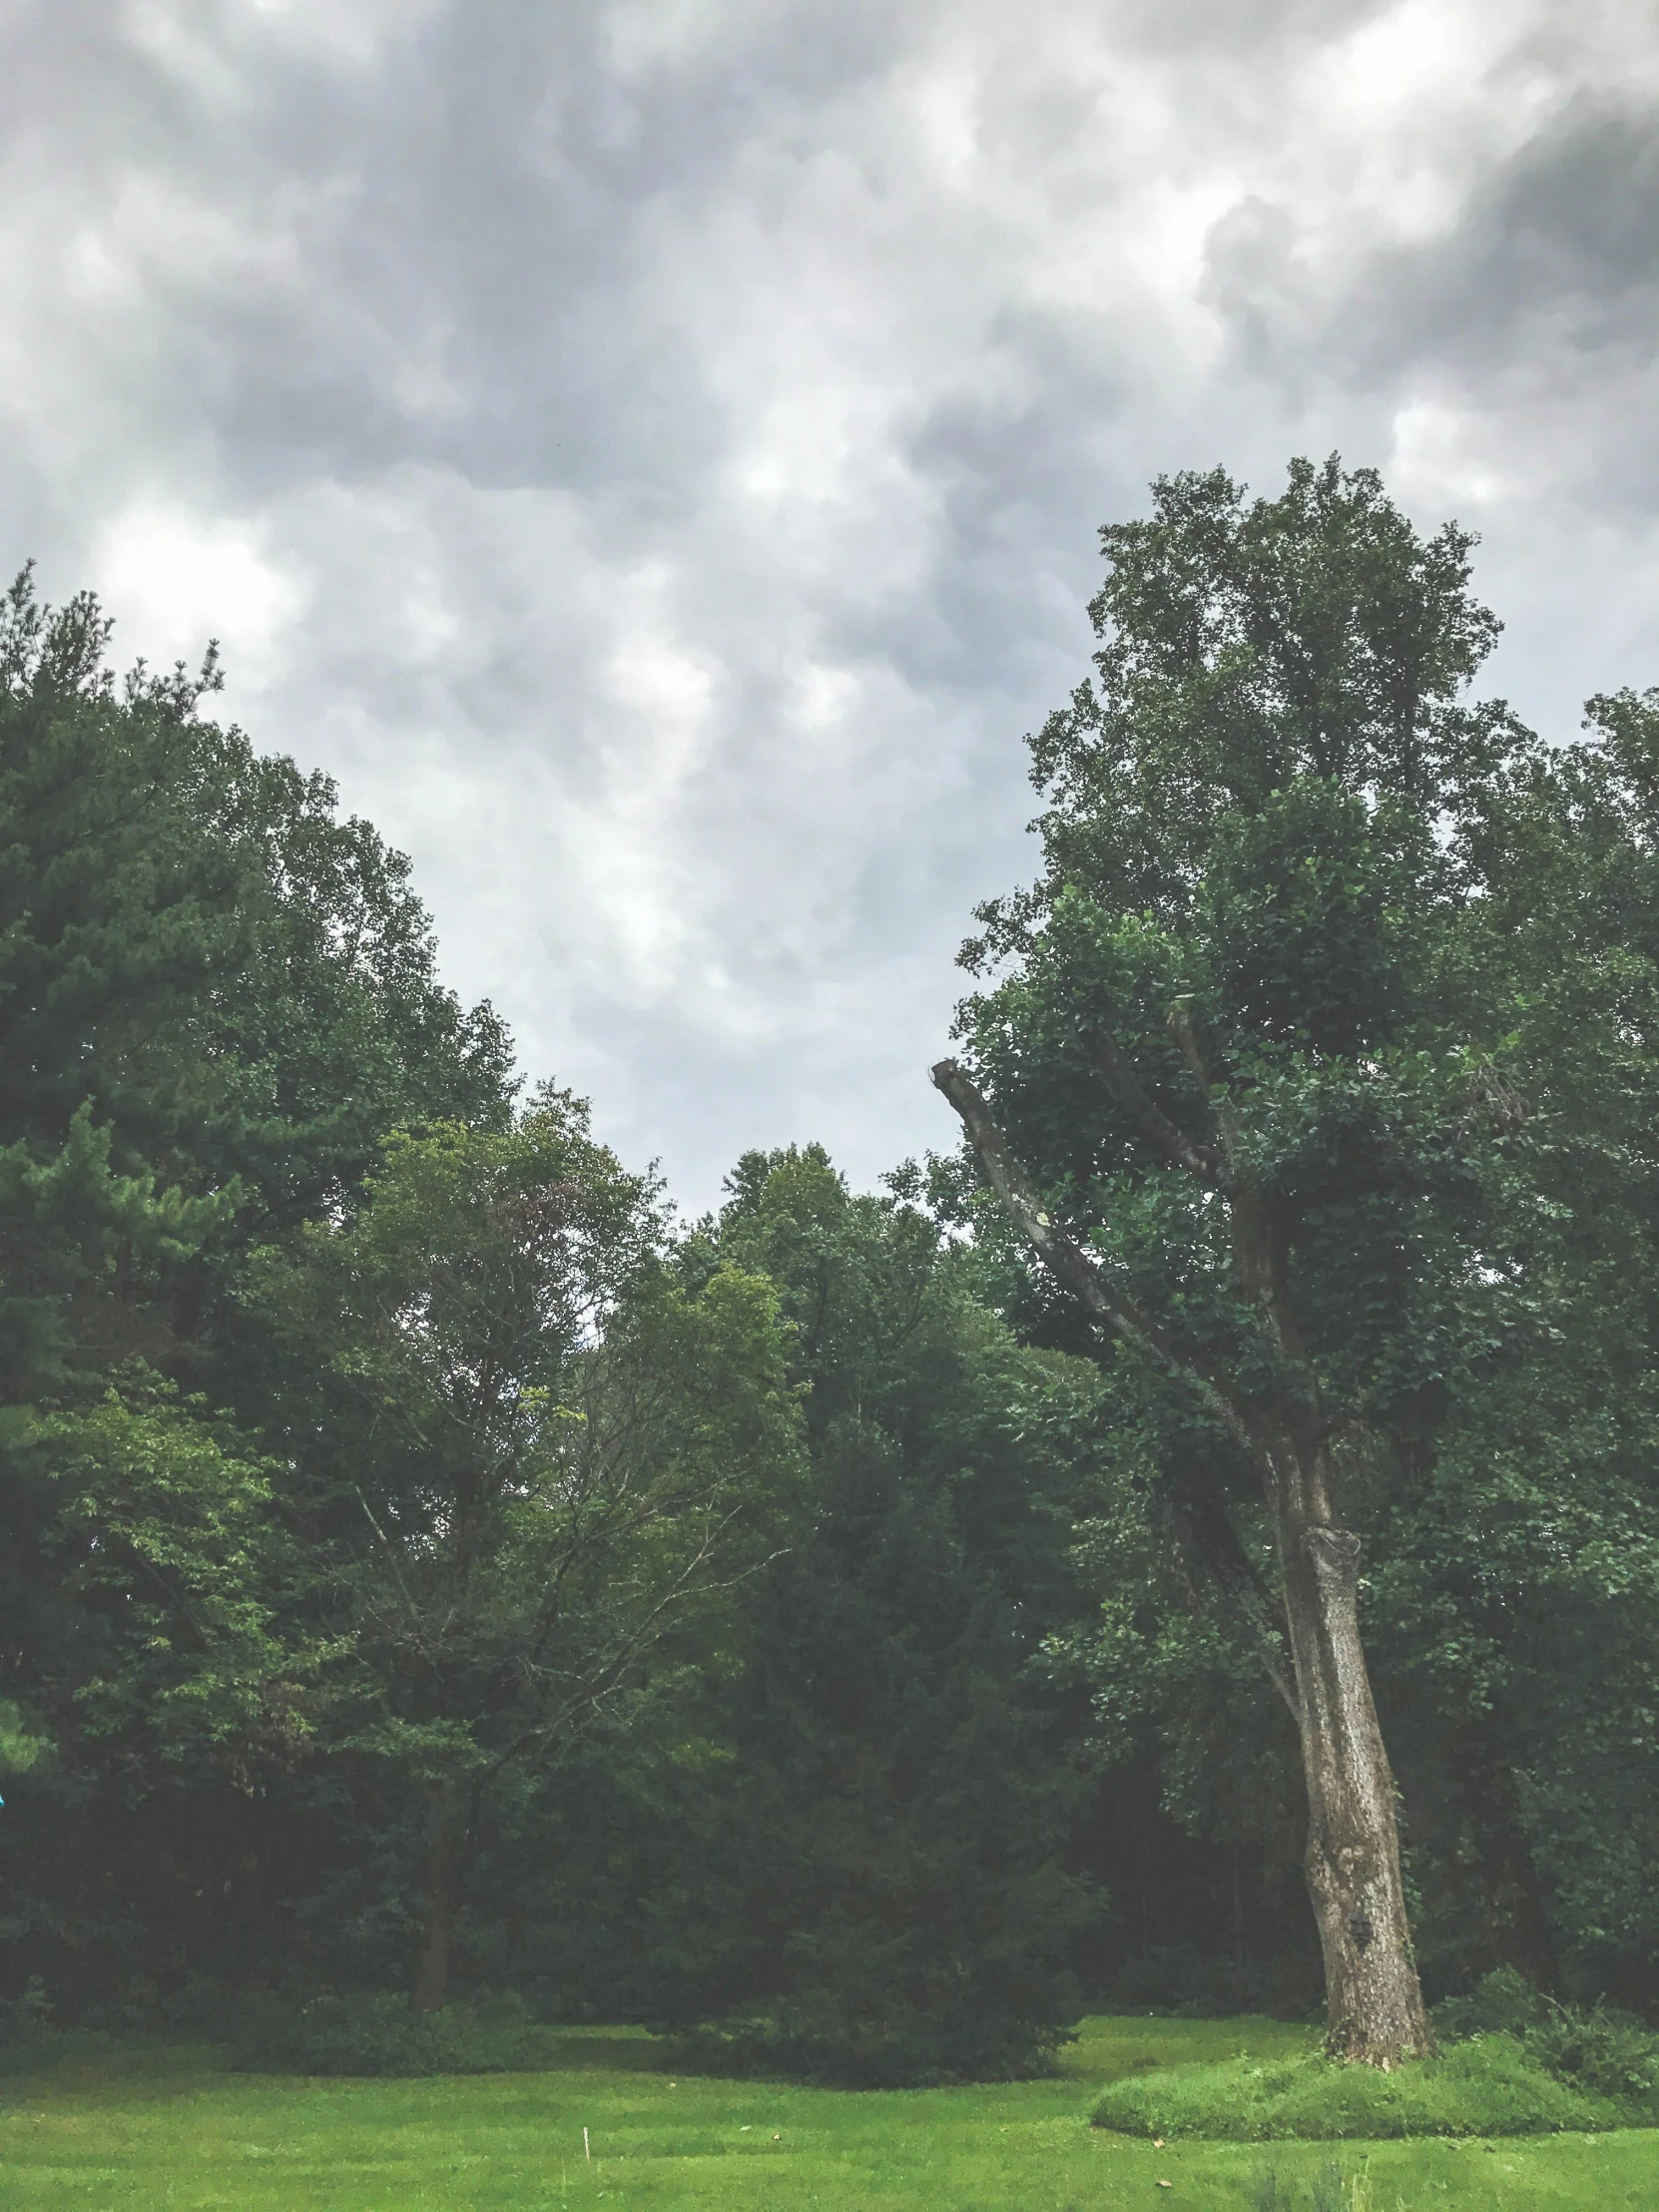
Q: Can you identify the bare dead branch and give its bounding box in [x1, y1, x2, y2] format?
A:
[1167, 1000, 1245, 1179]
[1168, 1484, 1301, 1724]
[1087, 1029, 1224, 1185]
[930, 1057, 1267, 1463]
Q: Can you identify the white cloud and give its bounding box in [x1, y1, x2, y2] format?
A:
[90, 499, 305, 681]
[0, 0, 1655, 1205]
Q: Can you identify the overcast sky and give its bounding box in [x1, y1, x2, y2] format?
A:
[4, 0, 1657, 1208]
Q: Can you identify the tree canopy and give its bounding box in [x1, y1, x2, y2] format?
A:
[1, 494, 1657, 2079]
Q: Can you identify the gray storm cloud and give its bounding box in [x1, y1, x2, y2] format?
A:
[2, 0, 1656, 1206]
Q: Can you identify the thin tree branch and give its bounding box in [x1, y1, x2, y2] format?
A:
[1169, 1483, 1302, 1724]
[1168, 1001, 1247, 1179]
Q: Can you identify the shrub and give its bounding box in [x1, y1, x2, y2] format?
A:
[1432, 1965, 1540, 2040]
[1432, 1967, 1659, 2125]
[230, 1990, 538, 2077]
[0, 2027, 114, 2078]
[1522, 2007, 1659, 2121]
[0, 1979, 110, 2075]
[677, 2006, 1069, 2090]
[1091, 2034, 1619, 2139]
[0, 1976, 53, 2046]
[677, 1981, 1074, 2089]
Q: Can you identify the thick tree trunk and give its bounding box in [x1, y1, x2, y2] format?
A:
[1273, 1455, 1432, 2063]
[411, 1780, 464, 2015]
[928, 1055, 1434, 2067]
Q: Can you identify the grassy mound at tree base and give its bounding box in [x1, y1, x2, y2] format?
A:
[1092, 2035, 1629, 2140]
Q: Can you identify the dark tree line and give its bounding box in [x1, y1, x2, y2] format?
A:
[0, 465, 1656, 2084]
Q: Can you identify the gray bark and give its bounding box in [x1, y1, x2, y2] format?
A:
[931, 1054, 1432, 2065]
[1274, 1463, 1431, 2063]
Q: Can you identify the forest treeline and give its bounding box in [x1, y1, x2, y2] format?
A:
[1, 460, 1657, 2083]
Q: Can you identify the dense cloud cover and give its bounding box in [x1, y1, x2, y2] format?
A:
[3, 0, 1656, 1204]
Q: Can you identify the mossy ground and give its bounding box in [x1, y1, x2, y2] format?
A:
[1, 2016, 1654, 2210]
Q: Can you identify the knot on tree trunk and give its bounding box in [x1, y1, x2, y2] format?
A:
[1304, 1524, 1362, 1592]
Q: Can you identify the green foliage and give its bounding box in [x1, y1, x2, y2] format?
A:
[1432, 1971, 1659, 2121]
[0, 1706, 50, 1779]
[0, 562, 512, 2014]
[6, 517, 1659, 2082]
[190, 741, 515, 1235]
[0, 1976, 56, 2052]
[20, 1381, 318, 1774]
[250, 1102, 802, 1764]
[971, 453, 1511, 953]
[492, 1146, 1109, 2082]
[1433, 1968, 1541, 2040]
[1089, 1974, 1659, 2143]
[237, 1103, 804, 2010]
[948, 465, 1537, 1559]
[0, 560, 513, 1396]
[1092, 2035, 1618, 2139]
[0, 575, 242, 1393]
[945, 452, 1659, 2028]
[681, 1980, 1071, 2091]
[1247, 2159, 1379, 2212]
[645, 1149, 1105, 2084]
[1523, 2006, 1659, 2117]
[229, 1990, 537, 2077]
[0, 1378, 329, 2009]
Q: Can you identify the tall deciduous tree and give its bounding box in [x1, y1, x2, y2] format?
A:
[247, 1100, 802, 2012]
[933, 456, 1537, 2064]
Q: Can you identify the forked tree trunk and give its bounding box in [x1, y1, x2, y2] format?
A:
[931, 1055, 1433, 2065]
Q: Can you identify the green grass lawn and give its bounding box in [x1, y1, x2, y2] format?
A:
[0, 2016, 1653, 2210]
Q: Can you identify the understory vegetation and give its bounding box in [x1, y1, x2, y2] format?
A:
[3, 456, 1659, 2096]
